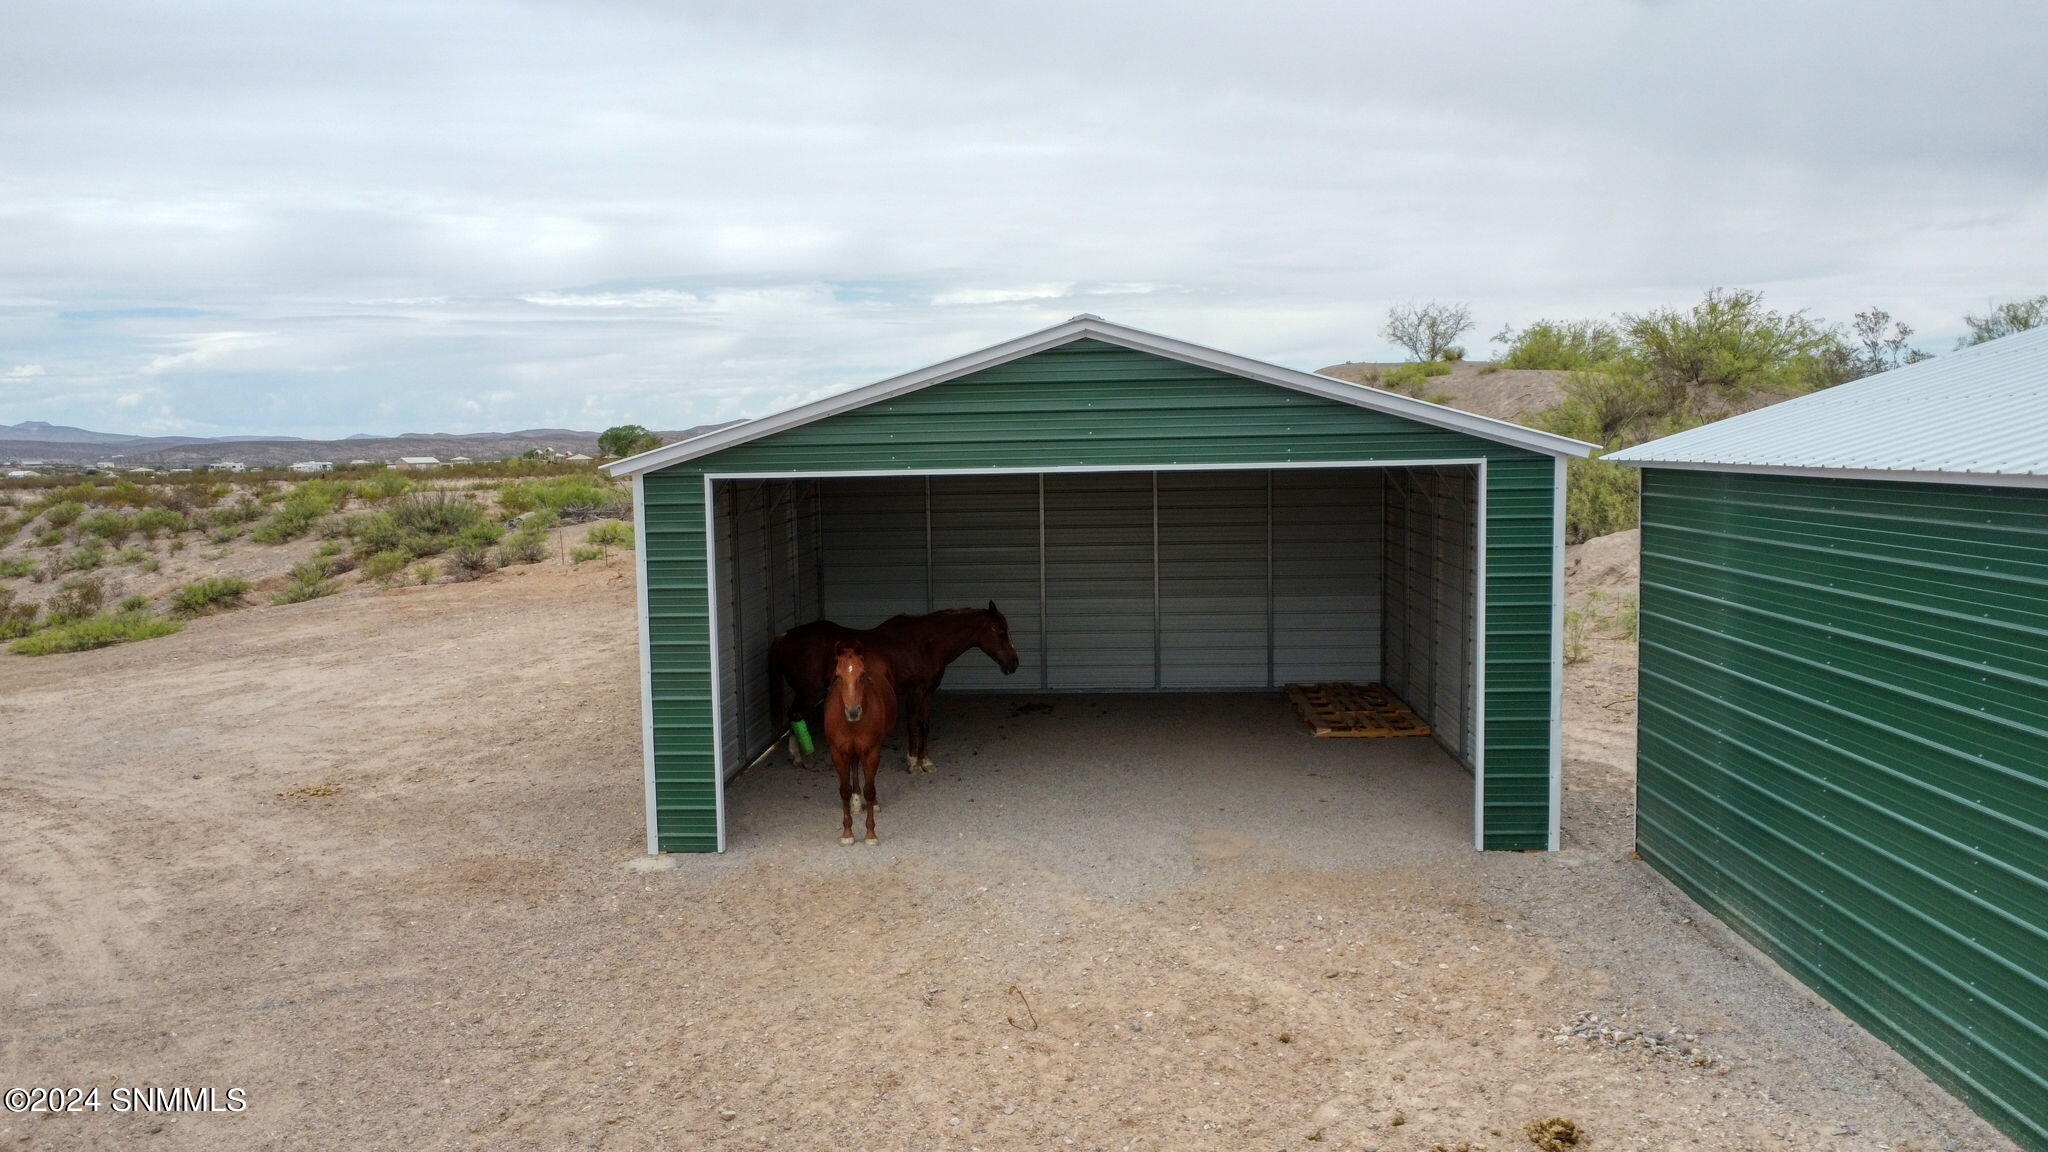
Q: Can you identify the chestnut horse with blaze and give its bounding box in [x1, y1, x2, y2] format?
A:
[825, 640, 896, 845]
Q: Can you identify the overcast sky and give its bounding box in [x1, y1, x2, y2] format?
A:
[3, 1, 2045, 438]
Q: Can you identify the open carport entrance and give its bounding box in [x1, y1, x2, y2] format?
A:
[705, 462, 1486, 847]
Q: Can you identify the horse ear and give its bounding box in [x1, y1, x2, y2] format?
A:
[988, 600, 998, 614]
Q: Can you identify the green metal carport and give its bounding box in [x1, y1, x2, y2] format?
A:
[608, 316, 1592, 857]
[1608, 326, 2048, 1152]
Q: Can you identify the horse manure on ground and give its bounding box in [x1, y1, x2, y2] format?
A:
[1527, 1116, 1586, 1150]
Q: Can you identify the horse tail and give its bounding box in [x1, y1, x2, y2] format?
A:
[767, 634, 788, 735]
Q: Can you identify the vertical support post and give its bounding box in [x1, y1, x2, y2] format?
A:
[1152, 471, 1162, 689]
[924, 474, 934, 613]
[1264, 469, 1275, 690]
[763, 484, 778, 647]
[1037, 472, 1049, 690]
[812, 480, 826, 617]
[634, 474, 658, 854]
[724, 483, 744, 763]
[1549, 454, 1566, 852]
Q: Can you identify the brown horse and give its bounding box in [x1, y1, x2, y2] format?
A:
[766, 603, 1020, 773]
[825, 640, 896, 845]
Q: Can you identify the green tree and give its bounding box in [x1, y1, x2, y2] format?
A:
[1381, 300, 1473, 362]
[1957, 294, 2048, 347]
[1525, 288, 1907, 542]
[1617, 287, 1845, 398]
[597, 425, 663, 458]
[1493, 319, 1624, 371]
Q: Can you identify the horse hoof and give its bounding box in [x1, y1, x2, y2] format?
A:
[921, 757, 938, 773]
[865, 836, 878, 846]
[840, 835, 854, 846]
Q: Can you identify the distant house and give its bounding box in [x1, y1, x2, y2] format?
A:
[563, 452, 593, 462]
[348, 458, 372, 467]
[450, 455, 473, 465]
[93, 461, 119, 471]
[126, 467, 153, 474]
[5, 469, 40, 479]
[288, 461, 334, 473]
[213, 461, 247, 473]
[395, 456, 441, 470]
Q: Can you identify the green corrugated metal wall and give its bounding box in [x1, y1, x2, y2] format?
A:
[642, 339, 1559, 852]
[1637, 467, 2048, 1152]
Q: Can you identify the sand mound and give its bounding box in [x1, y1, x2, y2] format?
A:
[1566, 528, 1639, 597]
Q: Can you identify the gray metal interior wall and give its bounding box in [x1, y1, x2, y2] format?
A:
[1381, 466, 1478, 767]
[714, 479, 823, 776]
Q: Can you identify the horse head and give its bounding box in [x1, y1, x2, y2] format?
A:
[981, 601, 1021, 675]
[832, 640, 871, 723]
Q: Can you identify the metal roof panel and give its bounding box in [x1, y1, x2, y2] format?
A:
[1607, 325, 2048, 485]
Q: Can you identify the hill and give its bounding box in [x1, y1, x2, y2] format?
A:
[1314, 361, 1570, 423]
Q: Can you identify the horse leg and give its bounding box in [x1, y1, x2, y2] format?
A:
[862, 747, 880, 845]
[833, 749, 855, 845]
[902, 688, 924, 773]
[915, 692, 936, 773]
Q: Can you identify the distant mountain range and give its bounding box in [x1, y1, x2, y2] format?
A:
[0, 420, 728, 468]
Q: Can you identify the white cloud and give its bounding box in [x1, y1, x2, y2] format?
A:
[6, 364, 45, 378]
[521, 289, 701, 309]
[931, 284, 1076, 306]
[137, 331, 284, 376]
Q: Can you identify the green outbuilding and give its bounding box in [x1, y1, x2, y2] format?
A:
[1608, 326, 2048, 1152]
[607, 316, 1592, 857]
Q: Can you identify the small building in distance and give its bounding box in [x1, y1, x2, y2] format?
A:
[395, 456, 441, 470]
[288, 461, 334, 473]
[213, 462, 247, 473]
[5, 469, 40, 479]
[563, 452, 593, 462]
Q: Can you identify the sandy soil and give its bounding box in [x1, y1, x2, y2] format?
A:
[0, 545, 2015, 1152]
[1315, 363, 1570, 424]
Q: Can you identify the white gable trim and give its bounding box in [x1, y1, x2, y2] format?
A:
[605, 317, 1595, 477]
[1607, 457, 2048, 490]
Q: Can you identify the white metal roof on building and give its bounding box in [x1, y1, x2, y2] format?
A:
[606, 316, 1596, 477]
[1607, 325, 2048, 488]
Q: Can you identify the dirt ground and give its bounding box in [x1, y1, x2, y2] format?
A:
[1314, 363, 1569, 424]
[0, 545, 2016, 1152]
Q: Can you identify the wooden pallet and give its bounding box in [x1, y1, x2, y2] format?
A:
[1285, 682, 1432, 738]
